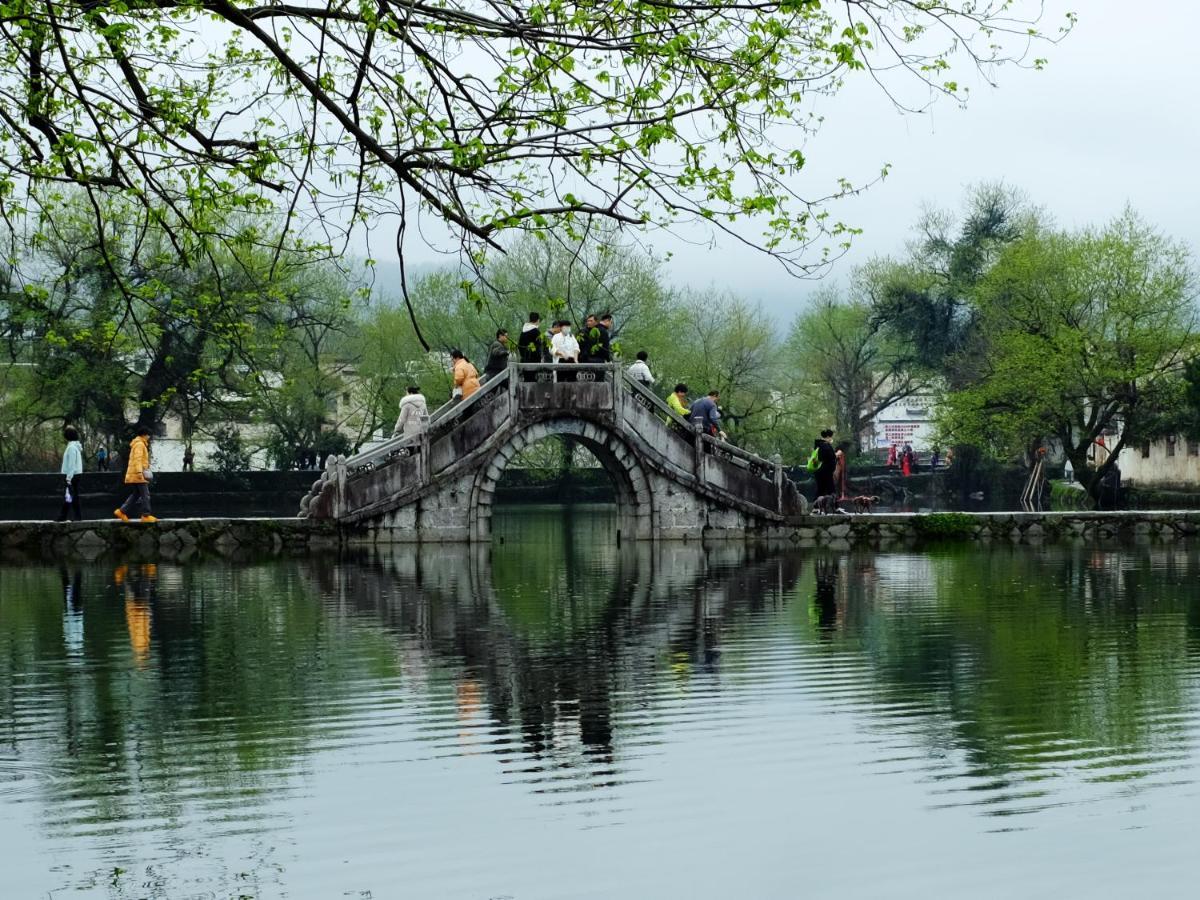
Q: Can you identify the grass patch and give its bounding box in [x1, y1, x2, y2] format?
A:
[912, 512, 977, 539]
[1050, 480, 1090, 510]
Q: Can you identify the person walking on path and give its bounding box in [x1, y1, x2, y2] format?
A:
[690, 390, 726, 440]
[667, 383, 691, 421]
[114, 426, 156, 523]
[96, 445, 109, 472]
[900, 442, 914, 477]
[394, 385, 429, 438]
[482, 328, 511, 381]
[182, 444, 195, 472]
[627, 350, 654, 386]
[886, 443, 897, 468]
[450, 349, 480, 401]
[815, 429, 838, 501]
[58, 427, 84, 521]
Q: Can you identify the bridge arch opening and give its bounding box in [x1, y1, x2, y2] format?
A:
[470, 418, 654, 543]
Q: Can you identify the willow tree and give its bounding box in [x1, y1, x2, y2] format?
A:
[0, 1, 1071, 342]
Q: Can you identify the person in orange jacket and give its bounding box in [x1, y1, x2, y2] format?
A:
[114, 426, 157, 523]
[450, 349, 480, 401]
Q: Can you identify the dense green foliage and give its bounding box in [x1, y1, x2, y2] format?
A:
[0, 1, 1068, 299]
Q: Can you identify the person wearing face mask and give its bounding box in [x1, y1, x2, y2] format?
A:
[551, 320, 580, 382]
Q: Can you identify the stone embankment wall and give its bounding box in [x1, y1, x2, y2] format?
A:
[3, 511, 1200, 560]
[784, 511, 1200, 547]
[0, 471, 318, 521]
[0, 518, 340, 561]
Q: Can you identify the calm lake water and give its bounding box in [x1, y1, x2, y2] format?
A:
[4, 506, 1200, 898]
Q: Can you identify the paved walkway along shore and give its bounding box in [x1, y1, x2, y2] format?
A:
[3, 511, 1200, 559]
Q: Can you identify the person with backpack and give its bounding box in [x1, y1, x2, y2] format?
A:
[809, 429, 838, 502]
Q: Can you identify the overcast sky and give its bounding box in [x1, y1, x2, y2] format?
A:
[390, 0, 1200, 320]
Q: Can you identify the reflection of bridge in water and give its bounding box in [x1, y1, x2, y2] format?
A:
[300, 363, 805, 541]
[305, 539, 804, 760]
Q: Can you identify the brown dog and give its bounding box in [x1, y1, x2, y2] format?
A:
[852, 495, 881, 514]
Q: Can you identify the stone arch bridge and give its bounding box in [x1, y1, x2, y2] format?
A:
[300, 364, 805, 541]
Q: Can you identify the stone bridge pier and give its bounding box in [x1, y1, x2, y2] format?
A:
[300, 364, 806, 542]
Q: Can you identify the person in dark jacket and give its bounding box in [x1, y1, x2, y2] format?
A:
[482, 328, 510, 380]
[815, 428, 838, 500]
[518, 313, 543, 378]
[578, 314, 598, 364]
[690, 390, 725, 439]
[595, 313, 613, 362]
[1098, 463, 1122, 510]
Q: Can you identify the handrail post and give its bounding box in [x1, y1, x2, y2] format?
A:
[507, 360, 519, 413]
[419, 417, 432, 485]
[334, 454, 347, 519]
[694, 423, 705, 482]
[610, 363, 621, 422]
[773, 453, 783, 513]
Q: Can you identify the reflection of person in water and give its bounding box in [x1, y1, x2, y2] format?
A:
[813, 557, 839, 635]
[115, 564, 157, 668]
[61, 569, 85, 660]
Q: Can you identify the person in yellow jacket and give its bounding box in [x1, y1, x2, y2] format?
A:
[114, 426, 157, 522]
[666, 382, 691, 420]
[450, 349, 480, 401]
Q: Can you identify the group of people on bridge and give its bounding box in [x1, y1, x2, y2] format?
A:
[392, 311, 733, 443]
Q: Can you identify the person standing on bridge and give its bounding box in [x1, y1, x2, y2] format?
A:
[595, 312, 614, 360]
[394, 386, 428, 439]
[519, 313, 544, 374]
[667, 383, 691, 423]
[483, 329, 510, 381]
[450, 349, 480, 401]
[627, 350, 654, 386]
[690, 390, 726, 440]
[544, 319, 561, 359]
[578, 314, 598, 364]
[551, 320, 580, 382]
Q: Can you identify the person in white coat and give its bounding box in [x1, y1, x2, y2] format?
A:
[394, 386, 429, 439]
[627, 350, 654, 386]
[58, 426, 84, 521]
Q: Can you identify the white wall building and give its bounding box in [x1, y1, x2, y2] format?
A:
[1118, 435, 1200, 487]
[872, 392, 938, 455]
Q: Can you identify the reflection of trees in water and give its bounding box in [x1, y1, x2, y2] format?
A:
[317, 540, 803, 764]
[0, 559, 403, 843]
[798, 544, 1200, 802]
